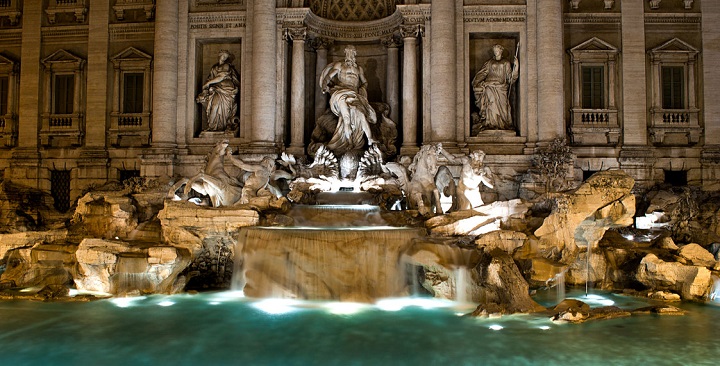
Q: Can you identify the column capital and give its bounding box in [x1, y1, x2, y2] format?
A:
[308, 36, 334, 51]
[285, 27, 307, 42]
[400, 24, 422, 39]
[381, 33, 402, 48]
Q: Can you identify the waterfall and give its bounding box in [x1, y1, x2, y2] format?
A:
[711, 276, 720, 302]
[287, 205, 388, 227]
[233, 226, 423, 302]
[555, 271, 566, 303]
[585, 243, 592, 296]
[454, 266, 470, 303]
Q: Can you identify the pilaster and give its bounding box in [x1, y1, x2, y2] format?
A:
[249, 1, 278, 152]
[400, 25, 420, 156]
[287, 27, 307, 156]
[701, 0, 720, 190]
[536, 0, 564, 142]
[428, 0, 456, 146]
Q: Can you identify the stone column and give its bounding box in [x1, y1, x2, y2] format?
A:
[143, 0, 178, 178]
[382, 34, 401, 124]
[701, 0, 720, 189]
[401, 25, 420, 156]
[250, 1, 277, 151]
[78, 0, 110, 190]
[429, 0, 456, 145]
[536, 0, 565, 141]
[287, 27, 306, 156]
[619, 0, 653, 187]
[311, 37, 332, 123]
[9, 0, 43, 187]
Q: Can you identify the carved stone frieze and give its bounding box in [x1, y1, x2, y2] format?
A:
[188, 12, 246, 31]
[41, 26, 89, 43]
[396, 4, 430, 25]
[463, 6, 526, 24]
[110, 23, 155, 41]
[644, 13, 701, 24]
[305, 9, 403, 41]
[564, 13, 621, 25]
[193, 0, 245, 9]
[278, 7, 309, 28]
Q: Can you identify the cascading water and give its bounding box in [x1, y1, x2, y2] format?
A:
[555, 271, 566, 303]
[711, 275, 720, 302]
[232, 205, 423, 302]
[454, 266, 470, 303]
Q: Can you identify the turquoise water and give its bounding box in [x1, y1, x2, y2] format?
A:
[0, 290, 718, 366]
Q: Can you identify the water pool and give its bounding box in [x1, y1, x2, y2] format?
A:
[0, 290, 718, 366]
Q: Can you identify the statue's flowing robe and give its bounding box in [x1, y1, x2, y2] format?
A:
[204, 64, 239, 131]
[327, 87, 377, 152]
[472, 59, 517, 130]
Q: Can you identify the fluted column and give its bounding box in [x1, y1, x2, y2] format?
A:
[429, 0, 456, 145]
[401, 25, 420, 155]
[536, 0, 565, 141]
[151, 0, 178, 148]
[382, 34, 401, 124]
[311, 37, 332, 123]
[287, 27, 306, 156]
[701, 0, 720, 189]
[250, 1, 277, 149]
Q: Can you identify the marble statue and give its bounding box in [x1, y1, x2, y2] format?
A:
[225, 152, 286, 204]
[407, 144, 446, 216]
[443, 150, 495, 210]
[180, 140, 243, 207]
[196, 50, 240, 131]
[472, 44, 519, 131]
[319, 45, 378, 153]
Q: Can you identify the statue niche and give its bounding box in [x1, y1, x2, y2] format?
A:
[471, 43, 519, 135]
[196, 50, 240, 132]
[310, 45, 397, 160]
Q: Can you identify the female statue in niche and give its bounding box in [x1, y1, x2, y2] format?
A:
[197, 50, 240, 131]
[471, 44, 519, 131]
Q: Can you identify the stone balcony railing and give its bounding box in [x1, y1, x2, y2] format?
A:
[0, 113, 16, 147]
[568, 108, 620, 146]
[46, 0, 88, 24]
[0, 0, 21, 25]
[113, 0, 155, 21]
[109, 112, 151, 147]
[649, 108, 702, 146]
[40, 113, 83, 146]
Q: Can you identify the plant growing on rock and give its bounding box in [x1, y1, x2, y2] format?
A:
[532, 137, 574, 193]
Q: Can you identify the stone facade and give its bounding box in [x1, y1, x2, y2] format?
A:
[0, 0, 717, 208]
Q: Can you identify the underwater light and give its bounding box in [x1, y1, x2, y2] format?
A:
[489, 324, 503, 331]
[110, 296, 146, 308]
[251, 299, 301, 315]
[209, 301, 221, 305]
[580, 294, 615, 306]
[324, 302, 368, 315]
[158, 300, 175, 307]
[375, 297, 454, 311]
[539, 326, 551, 330]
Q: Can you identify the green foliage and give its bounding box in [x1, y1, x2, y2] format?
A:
[532, 137, 574, 193]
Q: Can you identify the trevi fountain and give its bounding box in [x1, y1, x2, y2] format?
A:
[0, 1, 719, 365]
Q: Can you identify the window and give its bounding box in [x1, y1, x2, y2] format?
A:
[122, 73, 144, 114]
[53, 74, 74, 114]
[40, 49, 85, 146]
[661, 66, 684, 109]
[568, 38, 620, 146]
[581, 66, 604, 109]
[51, 170, 71, 213]
[0, 76, 8, 115]
[648, 38, 700, 146]
[109, 47, 153, 147]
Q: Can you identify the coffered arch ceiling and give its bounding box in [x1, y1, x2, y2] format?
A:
[309, 0, 398, 22]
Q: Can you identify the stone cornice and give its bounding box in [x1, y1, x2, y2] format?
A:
[192, 0, 245, 10]
[305, 8, 403, 41]
[277, 7, 309, 27]
[188, 11, 246, 31]
[396, 4, 430, 25]
[0, 29, 22, 44]
[41, 25, 88, 43]
[463, 5, 526, 23]
[644, 13, 701, 24]
[564, 13, 621, 24]
[110, 22, 155, 41]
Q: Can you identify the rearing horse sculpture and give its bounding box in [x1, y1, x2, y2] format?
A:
[170, 140, 244, 207]
[407, 144, 446, 216]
